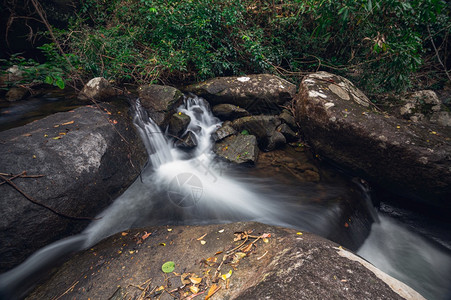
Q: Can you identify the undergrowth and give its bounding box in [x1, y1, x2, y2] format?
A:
[1, 0, 450, 94]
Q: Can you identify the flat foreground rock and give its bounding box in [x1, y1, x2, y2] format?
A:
[27, 222, 424, 300]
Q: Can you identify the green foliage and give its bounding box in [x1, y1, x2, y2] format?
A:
[3, 0, 450, 92]
[1, 44, 71, 89]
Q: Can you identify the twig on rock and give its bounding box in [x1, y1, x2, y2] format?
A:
[0, 174, 97, 221]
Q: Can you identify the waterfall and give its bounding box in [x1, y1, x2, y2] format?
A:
[1, 95, 450, 300]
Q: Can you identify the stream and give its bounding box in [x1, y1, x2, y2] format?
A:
[0, 95, 450, 300]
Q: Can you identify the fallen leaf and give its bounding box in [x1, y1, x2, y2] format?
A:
[62, 121, 74, 125]
[221, 269, 232, 281]
[59, 132, 66, 135]
[205, 257, 218, 266]
[200, 240, 206, 245]
[218, 229, 224, 233]
[52, 136, 61, 140]
[121, 232, 128, 236]
[197, 233, 207, 240]
[161, 261, 175, 273]
[181, 273, 191, 285]
[296, 232, 303, 235]
[344, 222, 349, 228]
[141, 231, 151, 240]
[215, 251, 223, 255]
[44, 134, 48, 137]
[53, 125, 60, 128]
[262, 238, 269, 243]
[23, 133, 32, 137]
[160, 242, 166, 246]
[32, 155, 36, 159]
[205, 284, 220, 300]
[167, 228, 173, 232]
[260, 233, 271, 238]
[231, 252, 246, 264]
[189, 276, 202, 284]
[431, 131, 437, 135]
[189, 285, 199, 294]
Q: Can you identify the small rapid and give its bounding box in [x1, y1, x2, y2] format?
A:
[0, 95, 450, 300]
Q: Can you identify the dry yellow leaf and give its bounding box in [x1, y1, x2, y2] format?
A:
[189, 285, 199, 294]
[181, 273, 191, 285]
[62, 121, 74, 125]
[189, 276, 202, 284]
[205, 284, 220, 300]
[221, 269, 232, 281]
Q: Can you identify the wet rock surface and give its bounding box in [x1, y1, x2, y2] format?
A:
[256, 148, 320, 183]
[184, 74, 296, 114]
[295, 71, 451, 211]
[5, 86, 29, 102]
[213, 134, 259, 164]
[212, 103, 250, 120]
[26, 222, 423, 300]
[78, 77, 116, 102]
[175, 131, 198, 149]
[0, 104, 147, 272]
[138, 84, 184, 126]
[231, 115, 283, 151]
[211, 123, 236, 142]
[168, 112, 190, 137]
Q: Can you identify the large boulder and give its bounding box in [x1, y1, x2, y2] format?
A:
[138, 84, 184, 126]
[184, 74, 296, 114]
[78, 77, 116, 101]
[25, 222, 424, 300]
[214, 134, 259, 164]
[0, 104, 147, 272]
[295, 71, 451, 211]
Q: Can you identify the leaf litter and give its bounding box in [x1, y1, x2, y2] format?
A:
[123, 229, 272, 299]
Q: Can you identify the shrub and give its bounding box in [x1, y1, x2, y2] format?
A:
[2, 0, 450, 93]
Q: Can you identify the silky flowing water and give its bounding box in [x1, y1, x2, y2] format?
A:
[0, 95, 450, 300]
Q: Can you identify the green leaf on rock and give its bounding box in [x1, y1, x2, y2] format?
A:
[161, 261, 175, 273]
[241, 129, 249, 135]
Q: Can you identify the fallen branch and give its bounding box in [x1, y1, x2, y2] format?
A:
[0, 174, 97, 221]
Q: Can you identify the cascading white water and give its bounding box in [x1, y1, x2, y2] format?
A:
[357, 215, 451, 300]
[1, 95, 450, 300]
